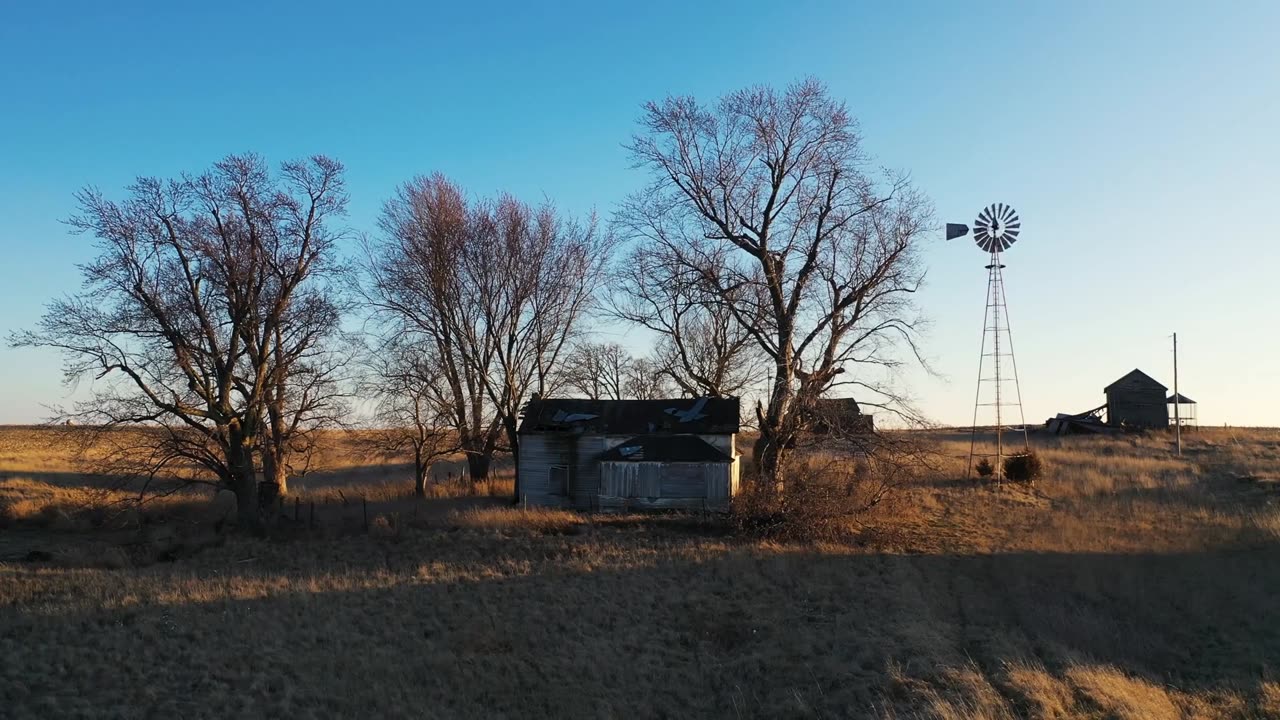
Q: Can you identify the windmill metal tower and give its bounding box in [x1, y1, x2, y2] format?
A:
[946, 204, 1029, 480]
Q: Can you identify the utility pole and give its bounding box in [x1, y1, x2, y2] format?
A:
[1173, 332, 1181, 456]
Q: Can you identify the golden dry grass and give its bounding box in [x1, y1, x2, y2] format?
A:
[1, 424, 1279, 718]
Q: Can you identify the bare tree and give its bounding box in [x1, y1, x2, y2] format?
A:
[257, 326, 354, 500]
[10, 154, 348, 525]
[364, 176, 504, 481]
[561, 341, 632, 399]
[622, 78, 933, 485]
[364, 175, 612, 499]
[608, 240, 765, 398]
[623, 356, 673, 400]
[463, 196, 614, 498]
[360, 344, 457, 496]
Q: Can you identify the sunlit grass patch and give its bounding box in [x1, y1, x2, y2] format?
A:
[447, 506, 585, 534]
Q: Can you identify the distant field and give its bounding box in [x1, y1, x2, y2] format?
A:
[2, 425, 1280, 718]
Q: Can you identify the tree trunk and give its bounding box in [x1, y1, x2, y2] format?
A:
[503, 415, 521, 503]
[414, 448, 427, 497]
[261, 448, 289, 497]
[227, 431, 261, 532]
[755, 357, 794, 491]
[753, 430, 787, 493]
[466, 452, 491, 483]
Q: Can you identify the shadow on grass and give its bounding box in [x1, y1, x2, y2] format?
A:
[4, 525, 1280, 718]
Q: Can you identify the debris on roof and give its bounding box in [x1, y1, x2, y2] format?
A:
[518, 397, 740, 435]
[600, 434, 733, 463]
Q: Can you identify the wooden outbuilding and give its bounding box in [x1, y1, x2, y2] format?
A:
[517, 397, 741, 511]
[1167, 392, 1198, 428]
[809, 397, 875, 435]
[1104, 369, 1169, 428]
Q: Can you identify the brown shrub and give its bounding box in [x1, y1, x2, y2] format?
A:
[1003, 451, 1044, 483]
[732, 453, 914, 543]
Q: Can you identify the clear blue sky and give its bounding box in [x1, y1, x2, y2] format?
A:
[2, 1, 1277, 426]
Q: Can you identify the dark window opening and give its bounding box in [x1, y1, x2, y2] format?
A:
[549, 465, 570, 495]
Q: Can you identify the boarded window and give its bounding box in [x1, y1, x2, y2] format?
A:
[549, 465, 570, 495]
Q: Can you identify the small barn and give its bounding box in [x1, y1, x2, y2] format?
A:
[517, 397, 741, 511]
[1104, 369, 1169, 428]
[809, 397, 875, 435]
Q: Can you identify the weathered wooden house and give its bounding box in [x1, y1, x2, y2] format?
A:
[1104, 369, 1169, 428]
[809, 397, 875, 435]
[517, 397, 741, 511]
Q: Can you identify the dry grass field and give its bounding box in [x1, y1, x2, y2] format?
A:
[2, 425, 1280, 718]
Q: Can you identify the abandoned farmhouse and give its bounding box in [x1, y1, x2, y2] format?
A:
[517, 397, 741, 511]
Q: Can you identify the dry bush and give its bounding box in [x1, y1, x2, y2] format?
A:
[733, 435, 935, 542]
[448, 506, 584, 534]
[1002, 451, 1043, 482]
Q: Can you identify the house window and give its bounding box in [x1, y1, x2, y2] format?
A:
[549, 465, 570, 495]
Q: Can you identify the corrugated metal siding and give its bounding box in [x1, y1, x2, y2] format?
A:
[523, 431, 739, 511]
[706, 463, 733, 501]
[601, 458, 732, 499]
[660, 464, 707, 498]
[600, 462, 661, 498]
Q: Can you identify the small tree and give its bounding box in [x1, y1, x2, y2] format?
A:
[624, 357, 674, 399]
[561, 342, 632, 400]
[361, 345, 457, 496]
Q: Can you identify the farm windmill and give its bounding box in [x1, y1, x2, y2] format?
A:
[947, 204, 1030, 480]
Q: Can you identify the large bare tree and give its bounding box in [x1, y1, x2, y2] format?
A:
[607, 241, 764, 398]
[10, 154, 349, 524]
[622, 78, 933, 484]
[365, 175, 612, 498]
[364, 176, 502, 482]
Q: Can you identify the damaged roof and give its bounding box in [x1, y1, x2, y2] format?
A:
[518, 397, 740, 435]
[600, 434, 733, 463]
